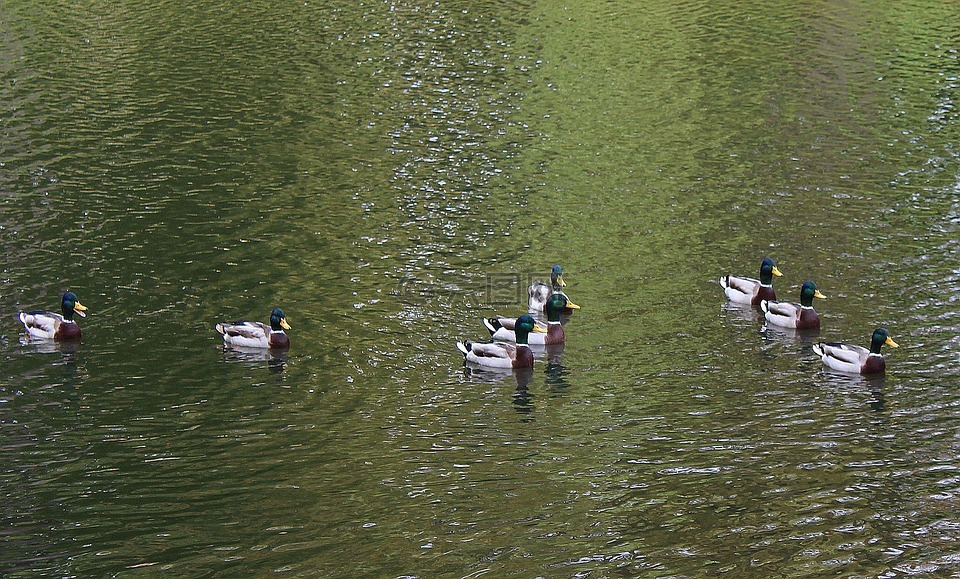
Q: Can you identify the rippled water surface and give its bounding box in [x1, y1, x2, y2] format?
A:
[2, 0, 959, 576]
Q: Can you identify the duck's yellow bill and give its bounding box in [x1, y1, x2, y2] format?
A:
[565, 300, 581, 310]
[772, 266, 783, 277]
[280, 318, 292, 330]
[814, 290, 826, 299]
[74, 302, 88, 317]
[886, 336, 899, 348]
[557, 275, 566, 287]
[533, 323, 548, 333]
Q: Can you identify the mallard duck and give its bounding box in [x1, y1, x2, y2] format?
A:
[812, 328, 899, 374]
[760, 280, 826, 330]
[528, 265, 580, 313]
[719, 257, 783, 306]
[18, 291, 88, 341]
[216, 308, 291, 349]
[456, 314, 544, 369]
[483, 294, 579, 345]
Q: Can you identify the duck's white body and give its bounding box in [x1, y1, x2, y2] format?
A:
[812, 342, 878, 373]
[18, 292, 87, 342]
[720, 275, 774, 305]
[19, 311, 77, 340]
[760, 280, 824, 330]
[456, 314, 539, 369]
[760, 301, 818, 329]
[456, 340, 533, 369]
[527, 265, 578, 313]
[812, 329, 897, 375]
[216, 322, 289, 349]
[528, 281, 556, 311]
[720, 258, 781, 306]
[528, 285, 577, 313]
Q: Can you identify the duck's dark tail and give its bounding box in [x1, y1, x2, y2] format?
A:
[482, 318, 502, 334]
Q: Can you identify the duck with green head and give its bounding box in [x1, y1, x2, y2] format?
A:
[216, 308, 292, 349]
[457, 314, 544, 369]
[18, 291, 88, 341]
[528, 265, 580, 314]
[813, 328, 899, 374]
[720, 257, 783, 306]
[760, 280, 826, 330]
[483, 294, 579, 345]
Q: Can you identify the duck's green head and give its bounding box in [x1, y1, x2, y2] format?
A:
[61, 291, 87, 320]
[871, 328, 899, 354]
[759, 257, 783, 285]
[270, 308, 291, 331]
[799, 280, 826, 307]
[514, 314, 545, 344]
[545, 293, 581, 321]
[550, 265, 566, 290]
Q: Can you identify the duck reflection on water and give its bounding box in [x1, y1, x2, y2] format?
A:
[760, 322, 820, 345]
[815, 366, 888, 413]
[219, 345, 288, 380]
[19, 336, 82, 356]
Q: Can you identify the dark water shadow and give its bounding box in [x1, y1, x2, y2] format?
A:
[760, 323, 821, 347]
[543, 343, 566, 363]
[219, 345, 289, 381]
[817, 368, 888, 412]
[542, 344, 570, 395]
[511, 367, 535, 419]
[720, 301, 763, 323]
[544, 361, 570, 394]
[15, 338, 84, 387]
[18, 335, 82, 356]
[462, 364, 537, 420]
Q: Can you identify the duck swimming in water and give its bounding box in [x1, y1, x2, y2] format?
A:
[216, 308, 292, 349]
[812, 328, 899, 374]
[456, 314, 544, 369]
[719, 257, 783, 306]
[528, 265, 580, 313]
[18, 291, 88, 341]
[483, 294, 579, 345]
[760, 280, 826, 330]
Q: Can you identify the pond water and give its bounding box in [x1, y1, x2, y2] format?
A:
[2, 0, 959, 576]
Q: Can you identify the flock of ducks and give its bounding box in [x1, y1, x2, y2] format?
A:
[453, 258, 901, 376]
[18, 294, 292, 350]
[720, 258, 899, 375]
[457, 265, 580, 369]
[16, 260, 898, 375]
